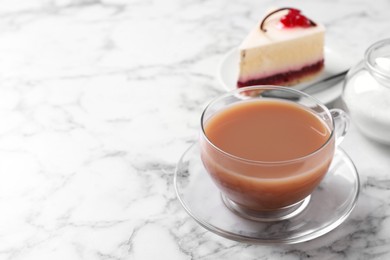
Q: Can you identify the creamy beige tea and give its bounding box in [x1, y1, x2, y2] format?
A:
[201, 99, 335, 210]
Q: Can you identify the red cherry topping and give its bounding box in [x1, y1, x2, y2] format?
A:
[280, 16, 292, 27]
[260, 7, 316, 32]
[296, 15, 312, 27]
[288, 8, 301, 15]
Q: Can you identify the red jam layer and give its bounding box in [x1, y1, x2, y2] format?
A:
[237, 60, 324, 88]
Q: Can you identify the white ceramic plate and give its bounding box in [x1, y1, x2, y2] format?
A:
[217, 47, 354, 104]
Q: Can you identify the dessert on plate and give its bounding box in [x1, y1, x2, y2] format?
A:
[237, 8, 325, 88]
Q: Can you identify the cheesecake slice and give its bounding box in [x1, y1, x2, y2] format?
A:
[237, 8, 325, 88]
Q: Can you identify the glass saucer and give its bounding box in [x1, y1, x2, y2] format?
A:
[174, 143, 360, 244]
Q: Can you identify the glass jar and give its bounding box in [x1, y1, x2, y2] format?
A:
[342, 39, 390, 144]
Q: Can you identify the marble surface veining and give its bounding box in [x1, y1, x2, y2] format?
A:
[0, 0, 390, 259]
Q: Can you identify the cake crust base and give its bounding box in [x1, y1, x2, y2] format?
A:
[237, 60, 324, 88]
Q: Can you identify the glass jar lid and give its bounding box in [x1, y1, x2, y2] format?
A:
[365, 38, 390, 87]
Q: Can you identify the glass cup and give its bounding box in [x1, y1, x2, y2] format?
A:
[200, 86, 349, 221]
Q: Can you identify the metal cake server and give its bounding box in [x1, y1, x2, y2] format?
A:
[300, 70, 348, 95]
[262, 70, 349, 100]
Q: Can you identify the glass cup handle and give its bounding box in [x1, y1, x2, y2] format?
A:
[330, 108, 350, 146]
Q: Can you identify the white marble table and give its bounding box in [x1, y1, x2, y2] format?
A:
[0, 0, 390, 259]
